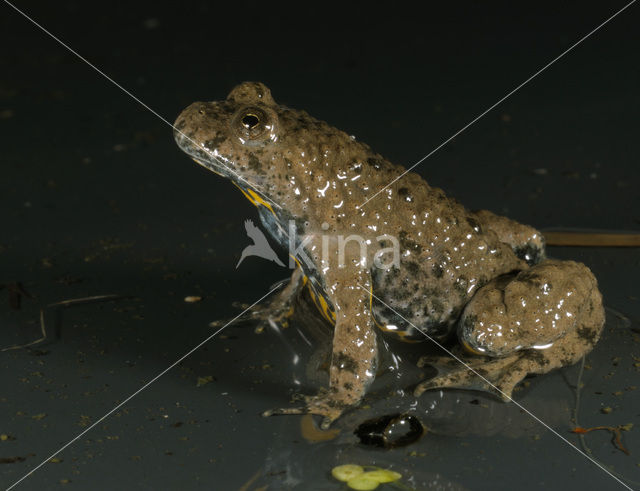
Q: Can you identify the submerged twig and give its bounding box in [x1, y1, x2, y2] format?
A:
[572, 356, 639, 487]
[1, 294, 123, 352]
[544, 230, 640, 247]
[570, 425, 630, 456]
[46, 294, 122, 309]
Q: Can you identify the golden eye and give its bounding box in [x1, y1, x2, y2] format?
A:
[234, 106, 273, 140]
[241, 113, 260, 129]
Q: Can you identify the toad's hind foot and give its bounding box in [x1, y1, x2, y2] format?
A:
[415, 352, 533, 401]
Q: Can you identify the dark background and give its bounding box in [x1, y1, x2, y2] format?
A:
[1, 1, 639, 490]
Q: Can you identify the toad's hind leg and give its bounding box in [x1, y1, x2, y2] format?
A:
[416, 259, 605, 400]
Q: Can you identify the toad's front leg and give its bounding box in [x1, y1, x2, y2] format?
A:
[264, 269, 377, 428]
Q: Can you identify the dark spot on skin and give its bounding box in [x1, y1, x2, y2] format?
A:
[514, 242, 545, 266]
[523, 349, 549, 366]
[367, 157, 390, 171]
[430, 298, 445, 316]
[432, 263, 444, 278]
[453, 277, 467, 297]
[424, 287, 439, 298]
[220, 104, 236, 115]
[343, 382, 353, 391]
[294, 217, 308, 234]
[408, 297, 422, 312]
[576, 326, 598, 346]
[205, 133, 226, 150]
[466, 216, 482, 233]
[398, 231, 420, 252]
[247, 154, 265, 175]
[398, 186, 414, 202]
[432, 188, 447, 202]
[295, 115, 311, 130]
[391, 287, 411, 302]
[386, 267, 400, 280]
[405, 261, 420, 275]
[327, 399, 350, 409]
[174, 120, 187, 131]
[333, 353, 359, 374]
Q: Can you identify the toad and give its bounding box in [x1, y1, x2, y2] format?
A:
[174, 82, 604, 428]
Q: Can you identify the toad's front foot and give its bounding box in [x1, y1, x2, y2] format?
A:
[209, 269, 306, 330]
[415, 350, 529, 401]
[243, 298, 294, 328]
[262, 391, 351, 429]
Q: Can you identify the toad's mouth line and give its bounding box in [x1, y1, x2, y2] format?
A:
[178, 138, 280, 212]
[190, 155, 225, 178]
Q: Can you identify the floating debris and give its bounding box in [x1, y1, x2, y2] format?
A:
[0, 453, 34, 464]
[571, 425, 631, 455]
[355, 413, 424, 448]
[1, 294, 123, 352]
[331, 464, 402, 490]
[332, 464, 364, 482]
[196, 375, 215, 387]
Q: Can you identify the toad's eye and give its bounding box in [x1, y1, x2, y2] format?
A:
[234, 106, 274, 141]
[241, 113, 260, 129]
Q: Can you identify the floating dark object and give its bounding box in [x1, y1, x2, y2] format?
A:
[0, 453, 34, 464]
[354, 413, 424, 448]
